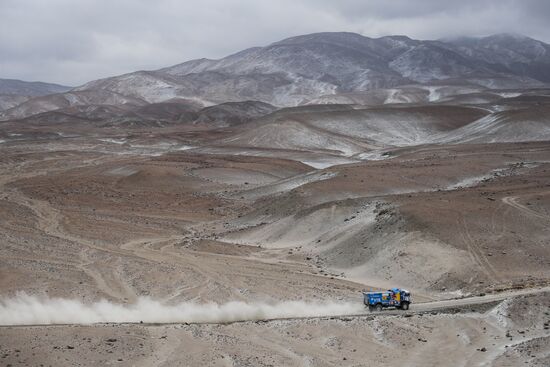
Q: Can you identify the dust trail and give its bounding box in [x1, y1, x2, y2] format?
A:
[0, 293, 365, 326]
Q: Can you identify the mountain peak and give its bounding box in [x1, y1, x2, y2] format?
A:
[444, 33, 542, 45]
[485, 32, 530, 40]
[271, 32, 370, 46]
[377, 35, 413, 41]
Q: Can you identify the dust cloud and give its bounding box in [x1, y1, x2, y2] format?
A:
[0, 293, 365, 326]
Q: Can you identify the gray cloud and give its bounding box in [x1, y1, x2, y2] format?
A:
[1, 0, 549, 86]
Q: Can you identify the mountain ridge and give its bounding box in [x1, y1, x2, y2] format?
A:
[76, 32, 550, 104]
[0, 78, 73, 111]
[2, 32, 550, 119]
[0, 78, 72, 96]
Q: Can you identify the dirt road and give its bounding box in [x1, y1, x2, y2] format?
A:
[1, 286, 547, 328]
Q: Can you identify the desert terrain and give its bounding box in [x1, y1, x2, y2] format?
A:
[1, 32, 550, 366]
[1, 87, 550, 366]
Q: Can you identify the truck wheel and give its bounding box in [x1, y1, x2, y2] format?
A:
[368, 305, 374, 312]
[375, 303, 383, 312]
[401, 302, 409, 311]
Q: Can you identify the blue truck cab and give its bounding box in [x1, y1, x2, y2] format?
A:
[363, 288, 411, 311]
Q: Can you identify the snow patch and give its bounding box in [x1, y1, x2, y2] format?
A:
[241, 171, 337, 199]
[299, 159, 355, 169]
[99, 138, 127, 145]
[357, 151, 392, 161]
[426, 86, 441, 102]
[56, 132, 78, 138]
[496, 92, 521, 98]
[487, 299, 511, 328]
[176, 145, 195, 151]
[106, 166, 139, 177]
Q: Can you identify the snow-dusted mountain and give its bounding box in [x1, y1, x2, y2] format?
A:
[77, 32, 550, 105]
[0, 78, 72, 111]
[0, 78, 71, 96]
[443, 34, 550, 81]
[3, 32, 550, 119]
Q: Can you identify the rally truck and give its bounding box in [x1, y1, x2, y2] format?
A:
[363, 288, 411, 311]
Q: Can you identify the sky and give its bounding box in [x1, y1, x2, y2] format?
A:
[1, 0, 549, 86]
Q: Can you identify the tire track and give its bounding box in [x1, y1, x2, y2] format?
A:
[0, 157, 145, 302]
[457, 217, 500, 282]
[502, 194, 550, 222]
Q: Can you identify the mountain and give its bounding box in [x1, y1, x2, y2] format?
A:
[443, 33, 550, 83]
[0, 78, 71, 96]
[0, 78, 72, 111]
[77, 32, 549, 105]
[3, 32, 550, 120]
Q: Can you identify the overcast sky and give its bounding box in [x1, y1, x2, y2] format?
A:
[2, 0, 549, 86]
